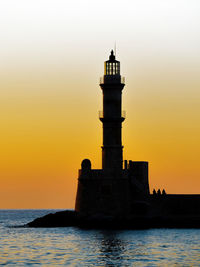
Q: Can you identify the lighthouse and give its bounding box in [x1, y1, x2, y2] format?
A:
[75, 51, 150, 216]
[28, 50, 200, 228]
[99, 50, 125, 170]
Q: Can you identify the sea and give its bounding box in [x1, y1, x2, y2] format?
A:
[0, 210, 200, 266]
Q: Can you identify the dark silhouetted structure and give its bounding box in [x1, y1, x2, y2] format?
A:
[75, 51, 150, 216]
[27, 50, 200, 228]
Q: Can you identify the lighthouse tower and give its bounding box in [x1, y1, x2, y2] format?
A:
[75, 51, 150, 216]
[100, 50, 125, 170]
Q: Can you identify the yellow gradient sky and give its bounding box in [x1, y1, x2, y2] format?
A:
[0, 0, 200, 208]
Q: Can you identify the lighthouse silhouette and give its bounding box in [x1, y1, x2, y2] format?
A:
[100, 50, 125, 170]
[75, 51, 150, 216]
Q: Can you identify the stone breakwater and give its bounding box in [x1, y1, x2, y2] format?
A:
[27, 210, 200, 229]
[27, 195, 200, 228]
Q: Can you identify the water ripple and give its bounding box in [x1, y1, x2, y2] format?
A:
[0, 210, 200, 266]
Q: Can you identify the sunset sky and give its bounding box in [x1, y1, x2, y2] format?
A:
[0, 0, 200, 208]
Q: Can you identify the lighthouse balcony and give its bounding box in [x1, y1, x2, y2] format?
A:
[100, 76, 125, 85]
[99, 110, 126, 121]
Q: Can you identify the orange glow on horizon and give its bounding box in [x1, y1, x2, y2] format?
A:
[0, 0, 200, 208]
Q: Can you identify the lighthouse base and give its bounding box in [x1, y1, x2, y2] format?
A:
[75, 160, 150, 216]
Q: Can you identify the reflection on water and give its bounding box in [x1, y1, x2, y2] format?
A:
[97, 231, 126, 266]
[0, 210, 200, 266]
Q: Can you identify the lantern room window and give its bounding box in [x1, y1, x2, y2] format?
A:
[104, 50, 120, 76]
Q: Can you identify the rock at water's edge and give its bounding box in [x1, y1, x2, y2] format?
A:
[27, 210, 79, 227]
[26, 210, 200, 229]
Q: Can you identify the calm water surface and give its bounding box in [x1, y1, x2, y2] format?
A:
[0, 210, 200, 266]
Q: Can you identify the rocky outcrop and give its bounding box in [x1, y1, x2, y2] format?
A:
[27, 210, 79, 227]
[27, 209, 200, 229]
